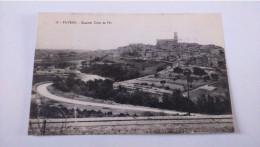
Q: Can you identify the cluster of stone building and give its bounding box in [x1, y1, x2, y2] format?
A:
[114, 32, 226, 68]
[188, 47, 225, 67]
[36, 32, 226, 69]
[114, 32, 180, 61]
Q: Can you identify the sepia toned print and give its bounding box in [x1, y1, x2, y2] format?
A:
[28, 13, 234, 135]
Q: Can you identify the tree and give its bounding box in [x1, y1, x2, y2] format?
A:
[156, 66, 164, 73]
[196, 94, 232, 114]
[172, 77, 177, 83]
[66, 73, 77, 89]
[154, 73, 159, 78]
[183, 68, 191, 76]
[170, 89, 193, 113]
[118, 85, 127, 92]
[53, 76, 69, 92]
[160, 80, 166, 88]
[203, 75, 210, 82]
[211, 73, 219, 81]
[173, 67, 183, 74]
[162, 94, 174, 109]
[183, 68, 192, 101]
[218, 61, 225, 67]
[188, 77, 194, 88]
[193, 67, 206, 76]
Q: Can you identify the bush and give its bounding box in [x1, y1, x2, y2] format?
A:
[193, 67, 207, 76]
[141, 82, 148, 86]
[52, 75, 230, 115]
[156, 66, 165, 73]
[154, 73, 159, 78]
[196, 94, 232, 114]
[203, 75, 210, 82]
[173, 67, 183, 74]
[211, 73, 219, 81]
[143, 112, 155, 116]
[161, 89, 194, 112]
[81, 64, 140, 81]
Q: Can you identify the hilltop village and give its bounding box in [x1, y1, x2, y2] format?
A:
[114, 32, 225, 68]
[32, 32, 231, 119]
[35, 32, 226, 70]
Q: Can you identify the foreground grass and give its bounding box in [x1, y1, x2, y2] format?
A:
[28, 115, 234, 135]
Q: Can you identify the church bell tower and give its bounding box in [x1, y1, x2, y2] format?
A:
[174, 32, 178, 43]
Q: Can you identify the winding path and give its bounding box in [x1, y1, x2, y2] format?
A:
[37, 83, 186, 115]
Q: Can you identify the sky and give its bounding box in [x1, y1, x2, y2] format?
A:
[36, 13, 225, 50]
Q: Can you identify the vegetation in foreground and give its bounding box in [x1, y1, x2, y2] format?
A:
[52, 74, 232, 115]
[29, 101, 172, 119]
[80, 60, 170, 82]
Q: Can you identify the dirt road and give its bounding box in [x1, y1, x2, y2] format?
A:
[37, 83, 185, 115]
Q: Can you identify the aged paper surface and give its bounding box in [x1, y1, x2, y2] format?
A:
[29, 13, 234, 135]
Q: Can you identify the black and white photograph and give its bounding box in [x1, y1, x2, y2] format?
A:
[28, 13, 234, 135]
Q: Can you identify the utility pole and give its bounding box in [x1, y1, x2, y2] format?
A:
[74, 106, 77, 119]
[187, 75, 190, 100]
[42, 120, 46, 135]
[183, 68, 191, 115]
[183, 68, 191, 100]
[74, 105, 78, 125]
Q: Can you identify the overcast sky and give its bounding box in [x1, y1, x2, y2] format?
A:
[36, 13, 225, 50]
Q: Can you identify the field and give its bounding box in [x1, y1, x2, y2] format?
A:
[28, 115, 234, 135]
[114, 65, 219, 101]
[104, 57, 171, 76]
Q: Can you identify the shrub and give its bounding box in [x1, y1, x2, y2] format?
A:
[173, 67, 183, 74]
[203, 75, 210, 82]
[211, 73, 219, 81]
[156, 66, 164, 73]
[196, 94, 232, 114]
[193, 67, 207, 76]
[165, 86, 170, 90]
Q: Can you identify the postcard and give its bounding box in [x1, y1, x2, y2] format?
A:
[28, 13, 234, 135]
